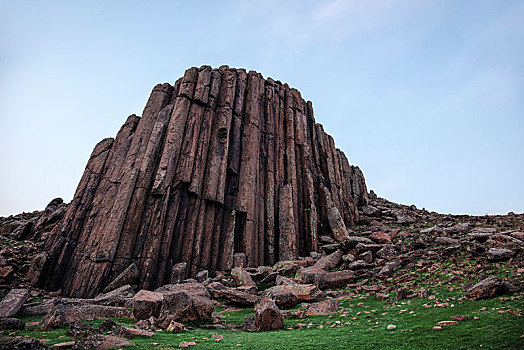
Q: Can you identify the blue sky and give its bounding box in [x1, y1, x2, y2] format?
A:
[1, 0, 523, 216]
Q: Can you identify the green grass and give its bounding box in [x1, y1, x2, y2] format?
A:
[3, 291, 522, 349]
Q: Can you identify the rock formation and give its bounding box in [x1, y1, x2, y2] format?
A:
[37, 65, 368, 298]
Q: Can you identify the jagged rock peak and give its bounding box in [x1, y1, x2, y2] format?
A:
[38, 65, 368, 297]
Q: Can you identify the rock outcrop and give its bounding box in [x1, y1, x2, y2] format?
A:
[36, 65, 368, 297]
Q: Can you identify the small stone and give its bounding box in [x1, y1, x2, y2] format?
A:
[438, 321, 458, 326]
[433, 326, 442, 330]
[387, 324, 396, 330]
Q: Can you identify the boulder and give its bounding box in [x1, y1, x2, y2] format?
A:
[1, 337, 49, 349]
[254, 297, 284, 331]
[313, 249, 343, 271]
[39, 304, 132, 331]
[155, 282, 210, 299]
[206, 282, 259, 306]
[0, 317, 25, 330]
[295, 267, 326, 285]
[317, 270, 354, 289]
[94, 285, 135, 307]
[487, 248, 515, 261]
[466, 276, 518, 300]
[170, 262, 187, 284]
[369, 232, 391, 244]
[0, 288, 30, 317]
[73, 335, 134, 349]
[132, 290, 164, 320]
[346, 260, 372, 270]
[157, 291, 214, 328]
[265, 284, 322, 309]
[305, 299, 341, 316]
[102, 263, 139, 294]
[231, 267, 257, 289]
[114, 324, 155, 338]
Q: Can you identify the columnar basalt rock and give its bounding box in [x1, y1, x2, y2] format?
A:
[38, 65, 368, 298]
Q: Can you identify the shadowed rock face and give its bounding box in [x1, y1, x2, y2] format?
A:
[38, 65, 368, 298]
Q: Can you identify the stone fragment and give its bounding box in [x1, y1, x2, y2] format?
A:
[132, 290, 164, 320]
[265, 284, 322, 309]
[317, 270, 354, 289]
[313, 249, 343, 271]
[157, 292, 214, 328]
[369, 232, 391, 244]
[155, 283, 210, 299]
[466, 276, 517, 300]
[206, 282, 259, 306]
[231, 267, 257, 289]
[94, 285, 135, 307]
[0, 317, 25, 330]
[171, 263, 188, 284]
[305, 299, 341, 316]
[114, 324, 155, 338]
[254, 297, 284, 331]
[73, 335, 135, 349]
[2, 337, 48, 349]
[487, 248, 514, 261]
[0, 288, 30, 318]
[102, 263, 139, 294]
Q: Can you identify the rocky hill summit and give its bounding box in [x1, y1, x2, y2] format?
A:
[0, 66, 522, 349]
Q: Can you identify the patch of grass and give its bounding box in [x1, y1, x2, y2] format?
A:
[3, 292, 522, 349]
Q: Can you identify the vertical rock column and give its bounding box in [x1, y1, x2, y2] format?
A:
[39, 66, 368, 298]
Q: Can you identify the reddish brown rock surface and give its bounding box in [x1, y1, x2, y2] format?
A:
[33, 66, 368, 298]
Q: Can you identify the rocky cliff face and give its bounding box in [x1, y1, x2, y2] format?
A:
[38, 66, 368, 297]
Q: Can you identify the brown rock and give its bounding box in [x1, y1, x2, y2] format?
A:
[102, 263, 139, 294]
[231, 267, 257, 289]
[73, 335, 135, 349]
[157, 292, 214, 328]
[254, 297, 284, 331]
[313, 249, 343, 271]
[317, 270, 354, 289]
[265, 284, 322, 308]
[132, 290, 164, 320]
[0, 317, 25, 330]
[305, 299, 341, 316]
[466, 276, 517, 300]
[0, 288, 30, 318]
[114, 324, 155, 338]
[206, 282, 259, 306]
[32, 66, 368, 297]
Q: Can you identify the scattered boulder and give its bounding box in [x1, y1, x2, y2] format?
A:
[1, 337, 49, 349]
[313, 249, 343, 271]
[487, 248, 514, 261]
[0, 288, 30, 317]
[206, 282, 259, 306]
[72, 335, 134, 349]
[305, 299, 341, 316]
[155, 282, 210, 299]
[93, 285, 135, 307]
[101, 263, 139, 294]
[114, 324, 155, 338]
[0, 317, 25, 330]
[317, 270, 354, 289]
[170, 262, 187, 284]
[132, 290, 164, 320]
[265, 284, 322, 309]
[254, 297, 284, 331]
[157, 291, 214, 328]
[231, 267, 257, 290]
[466, 276, 518, 300]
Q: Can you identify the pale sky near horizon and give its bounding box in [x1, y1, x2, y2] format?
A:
[1, 0, 523, 217]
